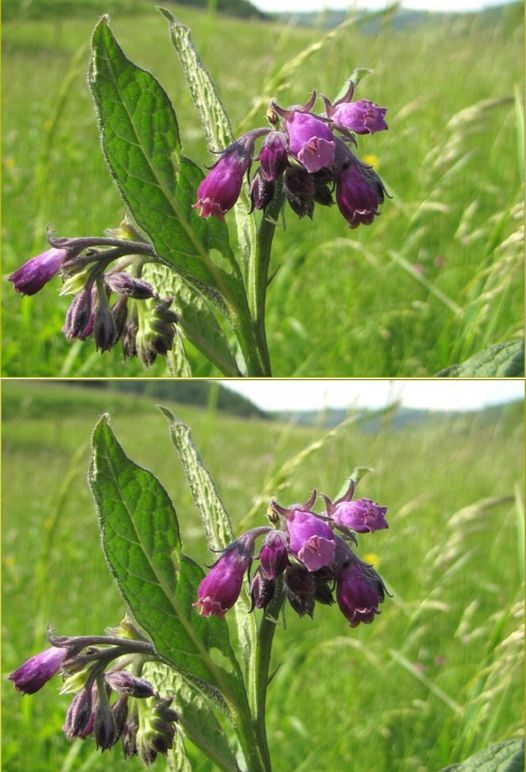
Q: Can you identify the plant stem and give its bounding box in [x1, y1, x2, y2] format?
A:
[248, 182, 285, 376]
[253, 580, 284, 769]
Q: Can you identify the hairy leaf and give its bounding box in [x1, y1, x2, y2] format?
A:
[88, 415, 244, 703]
[440, 738, 524, 771]
[160, 7, 256, 269]
[89, 17, 240, 297]
[436, 340, 524, 377]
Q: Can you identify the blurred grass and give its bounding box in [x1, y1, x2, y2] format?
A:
[2, 380, 524, 770]
[2, 3, 524, 375]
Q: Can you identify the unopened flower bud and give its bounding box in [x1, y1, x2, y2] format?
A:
[93, 291, 118, 352]
[284, 565, 316, 617]
[250, 567, 275, 611]
[259, 530, 289, 579]
[104, 272, 154, 299]
[63, 288, 95, 341]
[249, 169, 275, 212]
[259, 131, 288, 181]
[63, 686, 96, 739]
[284, 166, 316, 219]
[94, 694, 119, 751]
[105, 670, 156, 699]
[9, 247, 67, 296]
[9, 646, 66, 694]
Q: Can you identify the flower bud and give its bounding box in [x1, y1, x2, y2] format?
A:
[93, 291, 118, 352]
[104, 272, 154, 299]
[105, 670, 156, 699]
[8, 646, 66, 694]
[136, 298, 179, 367]
[63, 686, 96, 739]
[9, 247, 66, 295]
[194, 527, 270, 618]
[194, 129, 268, 219]
[336, 555, 386, 627]
[249, 567, 275, 611]
[63, 288, 95, 341]
[284, 565, 316, 617]
[259, 530, 289, 579]
[249, 169, 275, 212]
[258, 131, 288, 181]
[284, 166, 316, 219]
[94, 696, 119, 751]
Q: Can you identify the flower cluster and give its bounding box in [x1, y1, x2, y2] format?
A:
[8, 223, 179, 367]
[194, 480, 389, 626]
[8, 622, 179, 766]
[194, 82, 388, 228]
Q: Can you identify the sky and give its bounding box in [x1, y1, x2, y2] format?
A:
[251, 0, 515, 15]
[220, 379, 524, 412]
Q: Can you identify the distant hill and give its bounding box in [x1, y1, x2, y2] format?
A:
[54, 380, 268, 419]
[272, 1, 523, 31]
[3, 0, 267, 21]
[274, 400, 523, 432]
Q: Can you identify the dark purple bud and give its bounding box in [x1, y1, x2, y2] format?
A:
[336, 555, 386, 627]
[9, 247, 66, 295]
[249, 566, 275, 611]
[104, 272, 154, 299]
[336, 153, 387, 229]
[332, 498, 388, 533]
[121, 714, 139, 758]
[63, 288, 95, 341]
[286, 510, 336, 572]
[105, 670, 156, 699]
[194, 527, 270, 618]
[121, 308, 138, 359]
[94, 698, 119, 751]
[259, 131, 288, 181]
[330, 99, 388, 135]
[93, 293, 118, 352]
[313, 575, 335, 606]
[111, 295, 128, 340]
[194, 129, 268, 219]
[112, 694, 129, 738]
[8, 646, 66, 694]
[137, 696, 179, 765]
[249, 169, 275, 212]
[63, 686, 96, 739]
[259, 530, 289, 579]
[284, 565, 316, 617]
[284, 166, 316, 219]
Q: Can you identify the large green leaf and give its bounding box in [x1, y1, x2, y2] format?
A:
[440, 738, 524, 771]
[88, 415, 244, 703]
[88, 17, 240, 298]
[436, 340, 524, 376]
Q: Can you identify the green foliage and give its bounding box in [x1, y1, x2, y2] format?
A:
[2, 7, 523, 375]
[441, 738, 524, 771]
[436, 340, 524, 377]
[2, 381, 524, 771]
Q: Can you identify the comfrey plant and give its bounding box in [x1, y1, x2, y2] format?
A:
[8, 12, 388, 376]
[9, 411, 390, 770]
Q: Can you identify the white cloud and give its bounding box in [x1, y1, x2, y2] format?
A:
[251, 0, 512, 15]
[220, 379, 524, 412]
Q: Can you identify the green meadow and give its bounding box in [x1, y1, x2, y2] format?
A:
[2, 380, 524, 770]
[2, 3, 524, 376]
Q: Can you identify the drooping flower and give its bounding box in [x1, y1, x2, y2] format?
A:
[336, 555, 386, 627]
[331, 100, 388, 135]
[9, 247, 67, 296]
[332, 498, 388, 533]
[9, 646, 67, 694]
[272, 92, 335, 174]
[194, 527, 270, 618]
[335, 152, 387, 228]
[194, 129, 269, 219]
[63, 686, 97, 739]
[272, 492, 336, 572]
[284, 565, 316, 617]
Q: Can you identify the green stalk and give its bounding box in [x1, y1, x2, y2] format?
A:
[248, 182, 285, 376]
[252, 580, 284, 769]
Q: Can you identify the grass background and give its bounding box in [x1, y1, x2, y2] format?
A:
[2, 2, 524, 376]
[2, 379, 524, 770]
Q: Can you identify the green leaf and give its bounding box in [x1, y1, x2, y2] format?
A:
[436, 340, 524, 377]
[88, 17, 240, 297]
[440, 738, 524, 771]
[144, 661, 240, 772]
[143, 263, 240, 376]
[159, 407, 256, 676]
[88, 415, 243, 702]
[159, 7, 256, 269]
